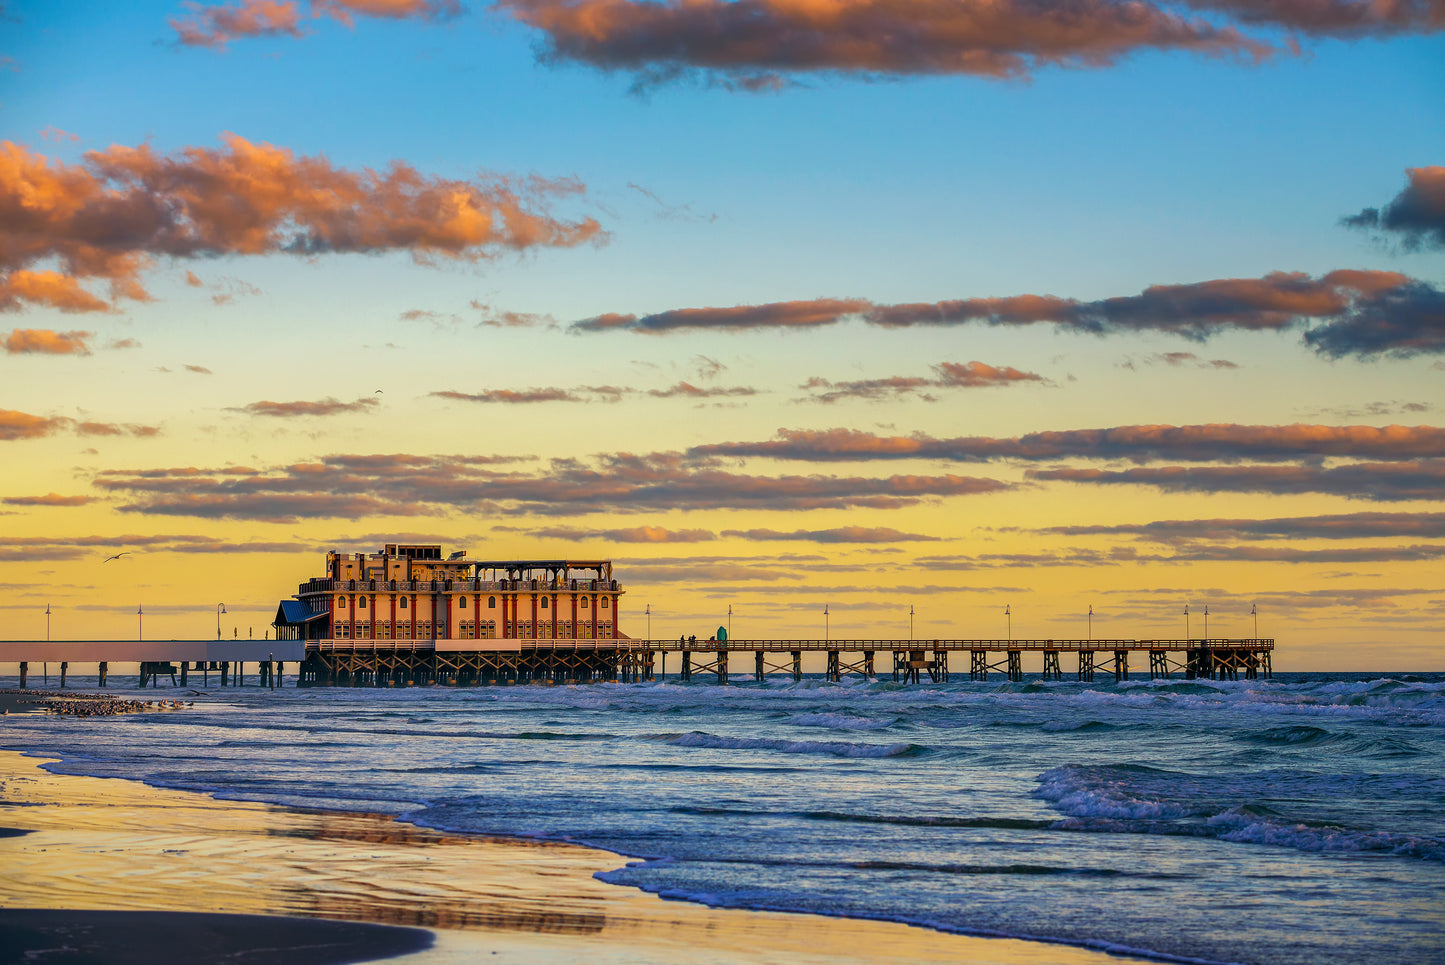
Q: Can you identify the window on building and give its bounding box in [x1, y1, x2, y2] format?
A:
[580, 596, 589, 607]
[541, 597, 550, 609]
[459, 596, 467, 607]
[488, 596, 496, 608]
[400, 597, 408, 609]
[337, 596, 345, 607]
[601, 597, 610, 608]
[359, 596, 367, 609]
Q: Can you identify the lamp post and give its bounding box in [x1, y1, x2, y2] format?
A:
[1184, 604, 1190, 641]
[1005, 604, 1011, 642]
[45, 603, 52, 641]
[824, 603, 829, 641]
[646, 604, 651, 642]
[909, 604, 914, 641]
[1252, 603, 1258, 639]
[1088, 604, 1093, 641]
[728, 604, 732, 639]
[1203, 603, 1209, 641]
[216, 603, 227, 641]
[138, 604, 143, 642]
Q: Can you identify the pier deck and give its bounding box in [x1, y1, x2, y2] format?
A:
[0, 637, 1273, 688]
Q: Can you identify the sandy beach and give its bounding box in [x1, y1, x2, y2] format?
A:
[0, 743, 1156, 965]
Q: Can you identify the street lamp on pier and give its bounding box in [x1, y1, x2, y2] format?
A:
[824, 603, 829, 641]
[216, 603, 227, 641]
[1251, 603, 1258, 640]
[45, 603, 52, 641]
[1184, 604, 1190, 641]
[1005, 604, 1011, 642]
[1088, 604, 1093, 641]
[909, 604, 914, 641]
[137, 604, 143, 642]
[645, 604, 651, 641]
[728, 604, 732, 640]
[1203, 603, 1209, 641]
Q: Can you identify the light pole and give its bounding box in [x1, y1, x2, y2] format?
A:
[646, 604, 651, 641]
[1203, 603, 1209, 641]
[138, 604, 143, 642]
[217, 603, 227, 641]
[45, 603, 52, 641]
[909, 604, 914, 641]
[1005, 604, 1011, 642]
[1184, 604, 1190, 641]
[1088, 604, 1093, 641]
[824, 603, 829, 641]
[1252, 603, 1258, 639]
[728, 604, 732, 639]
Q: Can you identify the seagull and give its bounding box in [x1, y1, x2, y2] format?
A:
[102, 552, 130, 563]
[374, 389, 383, 394]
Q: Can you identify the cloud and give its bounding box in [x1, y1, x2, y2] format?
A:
[646, 381, 756, 399]
[170, 0, 462, 47]
[1030, 461, 1445, 501]
[498, 0, 1275, 89]
[571, 270, 1443, 357]
[469, 301, 555, 327]
[75, 421, 161, 438]
[235, 396, 381, 417]
[1342, 166, 1445, 250]
[1126, 350, 1239, 369]
[1, 493, 93, 507]
[3, 328, 92, 355]
[93, 451, 1011, 521]
[107, 338, 141, 350]
[802, 360, 1046, 403]
[1042, 511, 1445, 541]
[692, 423, 1445, 464]
[0, 134, 602, 314]
[431, 386, 626, 404]
[720, 526, 942, 543]
[530, 525, 717, 542]
[0, 533, 312, 562]
[39, 127, 80, 143]
[1184, 0, 1445, 36]
[185, 364, 213, 374]
[626, 181, 716, 222]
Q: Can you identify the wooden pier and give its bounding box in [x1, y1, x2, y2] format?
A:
[1, 637, 1273, 689]
[296, 637, 1274, 687]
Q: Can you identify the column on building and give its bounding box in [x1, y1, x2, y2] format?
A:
[531, 594, 539, 639]
[570, 594, 578, 640]
[550, 593, 558, 639]
[612, 593, 619, 640]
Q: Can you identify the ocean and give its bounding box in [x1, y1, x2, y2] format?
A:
[3, 671, 1442, 965]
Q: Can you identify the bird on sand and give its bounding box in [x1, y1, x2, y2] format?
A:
[102, 552, 130, 563]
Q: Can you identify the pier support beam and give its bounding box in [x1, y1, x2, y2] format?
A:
[1007, 650, 1022, 682]
[1042, 651, 1062, 681]
[792, 651, 802, 681]
[681, 650, 692, 682]
[826, 650, 840, 682]
[1113, 650, 1129, 682]
[59, 662, 68, 688]
[1078, 650, 1095, 682]
[970, 649, 988, 681]
[98, 662, 108, 688]
[18, 662, 26, 689]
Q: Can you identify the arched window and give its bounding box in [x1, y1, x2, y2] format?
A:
[541, 597, 549, 609]
[459, 596, 467, 607]
[488, 596, 496, 608]
[580, 596, 589, 607]
[400, 597, 409, 609]
[359, 596, 368, 609]
[337, 596, 345, 607]
[601, 597, 610, 608]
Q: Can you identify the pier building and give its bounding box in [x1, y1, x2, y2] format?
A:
[275, 545, 623, 644]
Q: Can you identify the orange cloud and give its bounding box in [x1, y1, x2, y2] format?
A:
[171, 0, 461, 46]
[0, 409, 69, 441]
[0, 135, 602, 313]
[574, 270, 1442, 357]
[3, 328, 93, 355]
[499, 0, 1271, 87]
[1, 493, 93, 507]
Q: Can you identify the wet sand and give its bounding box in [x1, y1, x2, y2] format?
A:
[0, 750, 1154, 964]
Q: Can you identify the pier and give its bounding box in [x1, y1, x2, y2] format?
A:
[0, 637, 1272, 689]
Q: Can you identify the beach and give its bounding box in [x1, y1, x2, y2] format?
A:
[0, 745, 1149, 964]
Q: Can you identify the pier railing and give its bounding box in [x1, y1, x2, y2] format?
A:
[310, 637, 1274, 654]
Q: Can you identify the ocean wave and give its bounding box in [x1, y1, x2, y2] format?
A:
[664, 732, 921, 758]
[786, 712, 896, 731]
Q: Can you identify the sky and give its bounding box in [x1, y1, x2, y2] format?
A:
[1, 0, 1442, 668]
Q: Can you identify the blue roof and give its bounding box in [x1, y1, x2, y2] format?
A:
[277, 600, 326, 624]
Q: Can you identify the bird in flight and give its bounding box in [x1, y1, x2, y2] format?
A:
[374, 389, 383, 394]
[102, 552, 131, 563]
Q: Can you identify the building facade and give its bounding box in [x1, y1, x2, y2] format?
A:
[274, 545, 623, 643]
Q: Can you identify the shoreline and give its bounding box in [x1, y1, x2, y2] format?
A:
[0, 748, 1160, 965]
